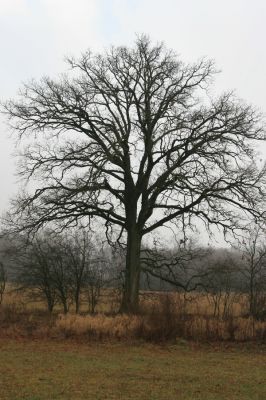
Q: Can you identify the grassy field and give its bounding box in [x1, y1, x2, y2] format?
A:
[0, 339, 266, 400]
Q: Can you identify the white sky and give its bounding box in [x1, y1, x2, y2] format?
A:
[0, 0, 266, 242]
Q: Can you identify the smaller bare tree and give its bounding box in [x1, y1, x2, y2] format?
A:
[61, 230, 96, 313]
[238, 226, 266, 319]
[203, 250, 239, 319]
[84, 263, 105, 314]
[8, 235, 57, 313]
[48, 241, 73, 314]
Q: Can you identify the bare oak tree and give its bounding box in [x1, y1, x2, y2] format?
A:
[3, 36, 266, 312]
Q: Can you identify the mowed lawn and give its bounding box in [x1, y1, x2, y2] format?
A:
[0, 339, 265, 400]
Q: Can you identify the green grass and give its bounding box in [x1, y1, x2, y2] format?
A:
[0, 339, 266, 400]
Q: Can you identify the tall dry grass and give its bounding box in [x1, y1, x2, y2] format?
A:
[55, 312, 266, 342]
[54, 293, 266, 342]
[1, 287, 266, 342]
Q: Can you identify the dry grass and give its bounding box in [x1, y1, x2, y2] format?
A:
[55, 313, 266, 342]
[139, 291, 246, 317]
[1, 285, 249, 316]
[56, 313, 143, 339]
[1, 285, 121, 314]
[1, 287, 266, 343]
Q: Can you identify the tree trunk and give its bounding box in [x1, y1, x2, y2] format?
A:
[44, 288, 54, 313]
[120, 227, 142, 313]
[47, 295, 54, 313]
[59, 294, 68, 314]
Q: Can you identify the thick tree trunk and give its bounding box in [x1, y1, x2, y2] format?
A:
[120, 227, 142, 313]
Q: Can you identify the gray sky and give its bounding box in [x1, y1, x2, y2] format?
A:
[1, 0, 266, 220]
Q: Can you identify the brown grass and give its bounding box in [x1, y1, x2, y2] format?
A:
[1, 287, 266, 343]
[55, 313, 266, 342]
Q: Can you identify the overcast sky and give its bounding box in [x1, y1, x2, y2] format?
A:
[1, 0, 266, 226]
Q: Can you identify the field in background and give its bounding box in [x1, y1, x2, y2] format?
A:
[0, 284, 252, 316]
[0, 339, 266, 400]
[2, 284, 121, 314]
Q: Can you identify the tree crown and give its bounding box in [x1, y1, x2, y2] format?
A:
[3, 36, 266, 240]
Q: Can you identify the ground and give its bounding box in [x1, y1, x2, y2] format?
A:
[0, 339, 265, 400]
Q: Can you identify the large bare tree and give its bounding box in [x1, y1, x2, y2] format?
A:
[3, 36, 266, 312]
